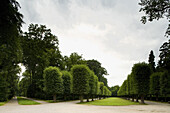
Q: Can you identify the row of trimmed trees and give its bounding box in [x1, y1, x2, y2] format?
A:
[44, 65, 111, 102]
[118, 47, 170, 103]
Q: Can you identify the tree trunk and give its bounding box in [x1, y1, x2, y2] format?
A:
[86, 95, 89, 102]
[132, 96, 134, 102]
[64, 95, 67, 101]
[53, 94, 56, 102]
[92, 95, 94, 101]
[141, 95, 145, 104]
[156, 94, 158, 101]
[150, 94, 152, 100]
[136, 96, 139, 102]
[80, 95, 83, 102]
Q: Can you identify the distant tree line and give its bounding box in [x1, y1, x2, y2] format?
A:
[118, 43, 170, 103]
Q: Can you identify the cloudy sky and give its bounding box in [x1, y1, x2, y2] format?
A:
[18, 0, 168, 87]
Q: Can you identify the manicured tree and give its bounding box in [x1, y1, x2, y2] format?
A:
[132, 62, 151, 104]
[150, 72, 161, 101]
[94, 75, 99, 100]
[97, 81, 101, 99]
[62, 71, 73, 100]
[126, 75, 131, 100]
[129, 73, 135, 101]
[103, 86, 107, 98]
[43, 66, 63, 102]
[88, 71, 96, 101]
[99, 82, 104, 99]
[160, 71, 170, 102]
[71, 65, 90, 102]
[117, 80, 127, 97]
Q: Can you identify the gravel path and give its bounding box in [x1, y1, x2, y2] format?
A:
[0, 98, 170, 113]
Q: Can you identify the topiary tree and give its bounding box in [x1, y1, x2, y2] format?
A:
[43, 66, 63, 102]
[62, 71, 73, 101]
[132, 62, 151, 104]
[150, 72, 161, 101]
[71, 65, 90, 102]
[93, 75, 98, 100]
[99, 82, 104, 99]
[87, 71, 96, 102]
[160, 71, 170, 102]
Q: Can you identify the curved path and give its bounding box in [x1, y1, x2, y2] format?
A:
[0, 98, 170, 113]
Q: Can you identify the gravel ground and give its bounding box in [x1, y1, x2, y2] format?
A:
[0, 98, 170, 113]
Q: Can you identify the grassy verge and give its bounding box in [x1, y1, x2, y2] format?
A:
[0, 101, 7, 106]
[79, 97, 144, 106]
[17, 97, 40, 105]
[0, 100, 10, 106]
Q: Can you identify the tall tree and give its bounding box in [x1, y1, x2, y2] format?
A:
[157, 39, 170, 72]
[64, 53, 86, 71]
[71, 65, 90, 102]
[0, 0, 23, 101]
[87, 59, 108, 86]
[22, 24, 59, 98]
[132, 62, 151, 104]
[43, 66, 63, 102]
[148, 50, 156, 73]
[139, 0, 170, 36]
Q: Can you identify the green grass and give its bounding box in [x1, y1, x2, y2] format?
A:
[0, 102, 6, 106]
[79, 97, 144, 106]
[0, 100, 10, 106]
[17, 97, 40, 105]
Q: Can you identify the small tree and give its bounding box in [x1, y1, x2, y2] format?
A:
[62, 71, 72, 100]
[132, 62, 151, 104]
[43, 66, 63, 102]
[71, 65, 90, 102]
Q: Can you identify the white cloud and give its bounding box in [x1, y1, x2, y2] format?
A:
[18, 0, 168, 86]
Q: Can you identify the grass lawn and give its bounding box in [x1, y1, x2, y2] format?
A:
[79, 97, 144, 106]
[17, 97, 40, 105]
[0, 102, 6, 106]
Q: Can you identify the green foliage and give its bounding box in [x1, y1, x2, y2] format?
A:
[139, 0, 169, 35]
[132, 62, 151, 95]
[117, 80, 127, 96]
[64, 53, 86, 71]
[22, 24, 60, 98]
[62, 71, 73, 95]
[150, 72, 161, 95]
[160, 71, 170, 96]
[89, 71, 96, 95]
[43, 66, 63, 95]
[0, 72, 8, 101]
[71, 65, 90, 95]
[110, 85, 120, 97]
[0, 0, 23, 101]
[99, 82, 104, 96]
[87, 60, 108, 86]
[158, 40, 170, 71]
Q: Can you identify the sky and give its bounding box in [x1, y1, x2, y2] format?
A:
[17, 0, 168, 87]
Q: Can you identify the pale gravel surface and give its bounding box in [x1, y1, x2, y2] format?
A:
[0, 97, 170, 113]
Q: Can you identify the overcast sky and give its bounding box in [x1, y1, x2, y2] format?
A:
[18, 0, 168, 87]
